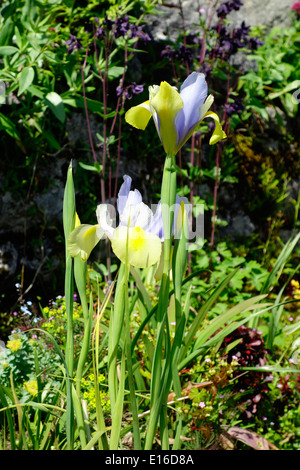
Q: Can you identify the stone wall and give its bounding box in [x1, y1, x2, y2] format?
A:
[146, 0, 293, 42]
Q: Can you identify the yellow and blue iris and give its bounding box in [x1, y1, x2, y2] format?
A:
[125, 72, 226, 156]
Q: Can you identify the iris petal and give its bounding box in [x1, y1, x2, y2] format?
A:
[96, 204, 115, 238]
[68, 224, 103, 261]
[175, 72, 208, 145]
[204, 111, 227, 145]
[125, 72, 226, 155]
[117, 175, 132, 216]
[125, 100, 152, 130]
[150, 81, 183, 155]
[111, 225, 162, 268]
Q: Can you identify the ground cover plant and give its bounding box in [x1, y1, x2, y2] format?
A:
[0, 0, 300, 451]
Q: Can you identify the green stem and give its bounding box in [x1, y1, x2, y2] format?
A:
[108, 263, 125, 412]
[124, 263, 141, 449]
[145, 154, 177, 450]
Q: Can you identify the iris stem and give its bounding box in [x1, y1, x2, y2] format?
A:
[145, 154, 177, 450]
[124, 263, 141, 449]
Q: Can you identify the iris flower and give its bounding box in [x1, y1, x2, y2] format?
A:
[125, 72, 226, 156]
[68, 175, 164, 268]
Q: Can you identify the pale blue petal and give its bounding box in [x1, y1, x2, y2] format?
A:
[175, 72, 208, 145]
[117, 175, 133, 216]
[148, 201, 164, 239]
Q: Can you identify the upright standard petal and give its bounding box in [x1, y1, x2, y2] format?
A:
[175, 72, 208, 147]
[150, 81, 184, 155]
[117, 175, 133, 215]
[96, 204, 115, 238]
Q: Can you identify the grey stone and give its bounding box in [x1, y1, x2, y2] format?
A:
[146, 0, 293, 43]
[221, 212, 256, 238]
[0, 241, 18, 278]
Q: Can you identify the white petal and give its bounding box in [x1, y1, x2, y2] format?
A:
[96, 204, 115, 238]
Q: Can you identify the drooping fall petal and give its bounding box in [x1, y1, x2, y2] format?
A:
[204, 111, 227, 145]
[68, 224, 103, 261]
[111, 225, 162, 268]
[124, 100, 152, 130]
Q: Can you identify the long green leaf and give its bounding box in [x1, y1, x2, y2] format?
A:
[261, 232, 300, 294]
[109, 351, 126, 450]
[0, 385, 16, 450]
[63, 161, 76, 449]
[131, 269, 205, 353]
[179, 267, 241, 362]
[193, 294, 268, 351]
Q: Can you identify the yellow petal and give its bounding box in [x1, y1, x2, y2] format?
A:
[204, 111, 227, 145]
[125, 100, 152, 130]
[150, 81, 183, 155]
[111, 225, 162, 268]
[75, 212, 81, 227]
[68, 224, 103, 261]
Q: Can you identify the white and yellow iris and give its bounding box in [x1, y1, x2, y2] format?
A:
[68, 176, 163, 268]
[125, 72, 226, 156]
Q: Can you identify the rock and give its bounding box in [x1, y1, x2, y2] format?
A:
[0, 241, 18, 278]
[146, 0, 293, 43]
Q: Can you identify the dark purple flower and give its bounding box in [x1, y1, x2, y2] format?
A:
[116, 82, 144, 100]
[114, 16, 130, 38]
[129, 23, 151, 42]
[116, 85, 123, 97]
[177, 44, 194, 66]
[95, 25, 106, 39]
[248, 36, 264, 50]
[217, 0, 243, 18]
[95, 14, 116, 39]
[210, 20, 252, 60]
[185, 33, 199, 45]
[161, 45, 176, 61]
[65, 34, 83, 53]
[103, 14, 115, 29]
[235, 21, 250, 41]
[224, 98, 245, 116]
[161, 43, 193, 67]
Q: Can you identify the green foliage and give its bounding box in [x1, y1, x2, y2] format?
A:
[80, 372, 110, 415]
[41, 295, 84, 351]
[0, 0, 300, 453]
[0, 333, 35, 386]
[239, 24, 300, 119]
[190, 241, 270, 312]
